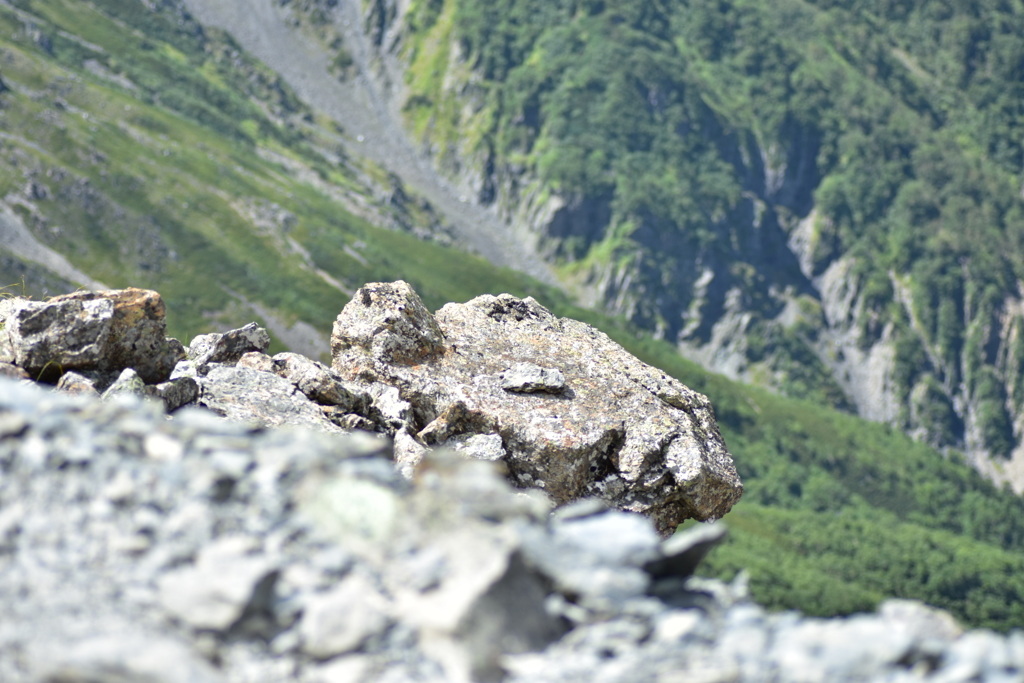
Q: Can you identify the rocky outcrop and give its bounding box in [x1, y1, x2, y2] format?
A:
[330, 281, 743, 531]
[0, 283, 740, 531]
[0, 373, 1017, 683]
[0, 287, 184, 384]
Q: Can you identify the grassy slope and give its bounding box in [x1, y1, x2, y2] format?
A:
[3, 0, 1024, 631]
[0, 0, 553, 351]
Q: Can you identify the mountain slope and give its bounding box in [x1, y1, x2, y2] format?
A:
[0, 0, 555, 356]
[5, 0, 1024, 631]
[351, 0, 1024, 492]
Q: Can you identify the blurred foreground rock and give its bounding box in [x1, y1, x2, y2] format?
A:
[0, 377, 1019, 683]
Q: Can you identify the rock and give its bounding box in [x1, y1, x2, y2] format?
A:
[502, 362, 566, 394]
[448, 433, 506, 461]
[157, 536, 278, 633]
[300, 574, 391, 660]
[0, 362, 29, 381]
[195, 364, 345, 432]
[0, 293, 114, 380]
[302, 656, 372, 683]
[332, 281, 743, 531]
[187, 322, 270, 367]
[145, 376, 199, 412]
[0, 289, 183, 383]
[101, 367, 146, 400]
[40, 633, 224, 683]
[644, 521, 729, 580]
[270, 352, 370, 412]
[236, 351, 276, 373]
[521, 506, 661, 610]
[1, 374, 1021, 683]
[330, 280, 445, 369]
[55, 371, 98, 396]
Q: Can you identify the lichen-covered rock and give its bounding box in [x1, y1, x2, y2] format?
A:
[195, 364, 345, 433]
[0, 288, 183, 383]
[101, 368, 147, 400]
[332, 282, 743, 532]
[269, 352, 370, 413]
[145, 376, 199, 412]
[187, 322, 270, 367]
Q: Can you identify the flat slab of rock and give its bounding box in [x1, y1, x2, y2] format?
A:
[331, 281, 743, 532]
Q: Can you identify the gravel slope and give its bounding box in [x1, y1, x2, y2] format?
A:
[180, 0, 560, 288]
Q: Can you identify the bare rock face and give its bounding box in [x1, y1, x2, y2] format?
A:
[0, 288, 184, 383]
[331, 281, 743, 531]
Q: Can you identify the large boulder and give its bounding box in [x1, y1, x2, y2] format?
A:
[0, 288, 184, 383]
[331, 281, 743, 532]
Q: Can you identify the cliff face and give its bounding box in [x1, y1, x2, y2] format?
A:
[345, 0, 1024, 491]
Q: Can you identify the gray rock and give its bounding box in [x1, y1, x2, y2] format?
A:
[331, 281, 743, 532]
[300, 573, 391, 660]
[188, 322, 270, 367]
[236, 351, 276, 373]
[0, 361, 29, 381]
[101, 368, 146, 400]
[55, 371, 98, 396]
[447, 433, 506, 461]
[157, 536, 277, 633]
[40, 633, 224, 683]
[522, 508, 661, 609]
[145, 376, 199, 412]
[0, 293, 114, 380]
[270, 352, 370, 412]
[195, 364, 345, 433]
[645, 521, 729, 580]
[0, 288, 183, 383]
[502, 362, 566, 394]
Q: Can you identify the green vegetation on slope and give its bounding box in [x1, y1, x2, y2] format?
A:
[6, 0, 1024, 633]
[562, 311, 1024, 631]
[0, 0, 556, 351]
[398, 0, 1024, 458]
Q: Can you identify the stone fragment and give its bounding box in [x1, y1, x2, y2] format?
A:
[300, 574, 390, 660]
[302, 656, 372, 683]
[447, 433, 506, 461]
[188, 322, 270, 367]
[101, 368, 146, 400]
[236, 351, 276, 373]
[502, 362, 566, 394]
[331, 281, 446, 370]
[0, 362, 29, 381]
[195, 365, 345, 433]
[271, 352, 370, 411]
[644, 521, 729, 580]
[366, 383, 415, 435]
[0, 294, 114, 380]
[56, 371, 98, 395]
[41, 633, 224, 683]
[521, 507, 661, 608]
[394, 427, 428, 478]
[331, 282, 743, 531]
[322, 407, 376, 432]
[145, 376, 199, 412]
[157, 536, 277, 632]
[0, 289, 183, 383]
[59, 288, 184, 383]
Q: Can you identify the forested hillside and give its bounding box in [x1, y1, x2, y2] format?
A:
[383, 0, 1024, 488]
[5, 0, 1024, 632]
